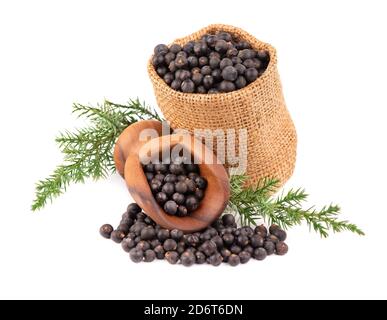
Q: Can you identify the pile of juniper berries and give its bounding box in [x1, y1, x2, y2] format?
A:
[152, 30, 270, 94]
[100, 203, 289, 267]
[143, 159, 207, 216]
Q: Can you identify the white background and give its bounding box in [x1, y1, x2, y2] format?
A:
[1, 0, 386, 300]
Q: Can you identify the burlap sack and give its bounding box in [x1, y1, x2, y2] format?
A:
[147, 24, 297, 188]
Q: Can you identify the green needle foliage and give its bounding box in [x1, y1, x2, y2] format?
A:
[228, 175, 364, 237]
[31, 98, 162, 211]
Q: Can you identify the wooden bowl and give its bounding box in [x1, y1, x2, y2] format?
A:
[124, 134, 230, 233]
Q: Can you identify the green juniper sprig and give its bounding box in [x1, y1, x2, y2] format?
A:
[31, 98, 162, 211]
[228, 175, 364, 237]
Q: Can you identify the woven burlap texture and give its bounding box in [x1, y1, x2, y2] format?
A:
[148, 24, 297, 188]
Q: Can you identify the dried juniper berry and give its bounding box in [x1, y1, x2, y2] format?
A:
[231, 56, 242, 65]
[183, 41, 195, 54]
[234, 63, 246, 75]
[209, 57, 220, 69]
[175, 55, 188, 69]
[236, 41, 251, 50]
[270, 225, 287, 241]
[120, 218, 134, 227]
[127, 203, 142, 215]
[227, 48, 238, 57]
[181, 251, 196, 267]
[185, 195, 199, 212]
[211, 69, 222, 82]
[245, 68, 259, 83]
[195, 176, 207, 189]
[154, 44, 169, 55]
[208, 253, 223, 266]
[201, 65, 212, 76]
[239, 251, 251, 264]
[195, 251, 206, 264]
[172, 193, 185, 205]
[150, 179, 162, 193]
[221, 248, 232, 262]
[154, 245, 165, 259]
[155, 192, 168, 205]
[157, 66, 168, 77]
[157, 229, 170, 242]
[181, 79, 195, 93]
[164, 200, 178, 215]
[140, 226, 156, 241]
[267, 234, 279, 244]
[111, 230, 126, 243]
[218, 32, 232, 41]
[121, 238, 136, 253]
[154, 173, 165, 182]
[170, 229, 184, 241]
[193, 41, 208, 56]
[219, 58, 233, 70]
[243, 245, 254, 255]
[188, 55, 199, 68]
[276, 241, 289, 256]
[185, 180, 197, 193]
[215, 39, 228, 53]
[203, 75, 214, 89]
[170, 79, 181, 91]
[230, 244, 242, 255]
[136, 240, 151, 251]
[178, 69, 191, 81]
[150, 239, 161, 249]
[228, 254, 240, 266]
[164, 52, 176, 65]
[219, 80, 236, 93]
[235, 76, 247, 89]
[185, 234, 200, 247]
[163, 239, 177, 251]
[238, 49, 256, 60]
[211, 235, 223, 249]
[99, 224, 113, 239]
[161, 182, 175, 197]
[199, 56, 209, 67]
[222, 66, 238, 81]
[222, 233, 234, 246]
[256, 50, 270, 62]
[165, 251, 179, 264]
[199, 240, 217, 257]
[169, 163, 184, 175]
[192, 73, 203, 86]
[222, 214, 235, 227]
[143, 249, 156, 262]
[177, 205, 188, 217]
[250, 234, 264, 248]
[195, 188, 204, 200]
[253, 247, 267, 261]
[237, 235, 249, 247]
[129, 248, 144, 263]
[117, 224, 130, 235]
[196, 86, 206, 94]
[263, 241, 276, 255]
[175, 181, 188, 194]
[152, 54, 164, 67]
[255, 225, 267, 237]
[176, 241, 186, 254]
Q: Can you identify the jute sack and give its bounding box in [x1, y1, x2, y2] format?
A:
[147, 24, 297, 188]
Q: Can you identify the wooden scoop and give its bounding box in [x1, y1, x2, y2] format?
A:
[114, 121, 230, 232]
